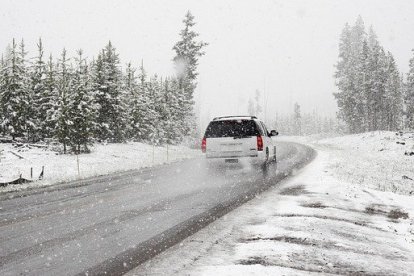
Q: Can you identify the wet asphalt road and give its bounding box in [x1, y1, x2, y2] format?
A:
[0, 142, 314, 276]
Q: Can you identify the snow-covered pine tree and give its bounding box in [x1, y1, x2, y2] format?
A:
[54, 49, 73, 153]
[334, 17, 403, 133]
[93, 42, 128, 142]
[406, 49, 414, 130]
[146, 74, 163, 145]
[371, 46, 388, 130]
[254, 90, 262, 117]
[0, 54, 4, 135]
[293, 102, 302, 135]
[247, 98, 255, 116]
[162, 77, 181, 144]
[18, 40, 34, 141]
[134, 62, 157, 142]
[349, 16, 366, 133]
[155, 76, 187, 145]
[359, 39, 371, 132]
[91, 51, 105, 139]
[334, 23, 355, 132]
[384, 53, 403, 130]
[44, 54, 58, 139]
[0, 39, 30, 140]
[30, 38, 49, 141]
[124, 62, 138, 140]
[172, 11, 207, 139]
[69, 50, 96, 153]
[127, 63, 142, 141]
[363, 29, 383, 131]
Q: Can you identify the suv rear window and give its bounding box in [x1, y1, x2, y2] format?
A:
[204, 120, 260, 138]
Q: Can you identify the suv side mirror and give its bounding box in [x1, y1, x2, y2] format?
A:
[270, 130, 278, 137]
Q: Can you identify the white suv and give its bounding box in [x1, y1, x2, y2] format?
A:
[201, 116, 278, 169]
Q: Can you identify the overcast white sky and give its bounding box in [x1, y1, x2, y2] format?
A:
[1, 0, 414, 127]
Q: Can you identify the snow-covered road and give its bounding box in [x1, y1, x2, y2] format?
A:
[130, 133, 414, 276]
[0, 142, 314, 276]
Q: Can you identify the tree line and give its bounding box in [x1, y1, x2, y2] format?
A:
[270, 103, 340, 136]
[0, 11, 207, 153]
[334, 16, 414, 133]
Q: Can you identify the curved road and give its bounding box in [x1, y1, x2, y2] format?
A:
[0, 142, 314, 276]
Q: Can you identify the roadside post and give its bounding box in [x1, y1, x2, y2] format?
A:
[77, 154, 80, 178]
[152, 144, 155, 165]
[166, 143, 169, 163]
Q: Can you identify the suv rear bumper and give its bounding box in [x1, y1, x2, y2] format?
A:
[205, 151, 266, 166]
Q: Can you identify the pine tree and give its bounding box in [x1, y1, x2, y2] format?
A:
[30, 38, 49, 141]
[134, 62, 157, 142]
[0, 39, 30, 140]
[293, 102, 302, 135]
[254, 90, 262, 117]
[93, 42, 128, 142]
[334, 23, 355, 132]
[18, 40, 34, 141]
[0, 54, 5, 135]
[44, 54, 58, 138]
[372, 46, 388, 130]
[247, 98, 255, 116]
[54, 49, 72, 153]
[70, 50, 96, 153]
[359, 39, 371, 131]
[162, 77, 182, 144]
[334, 17, 403, 133]
[172, 11, 207, 139]
[406, 49, 414, 130]
[128, 63, 142, 141]
[363, 29, 384, 131]
[384, 53, 403, 130]
[124, 62, 138, 139]
[146, 74, 162, 144]
[350, 16, 366, 133]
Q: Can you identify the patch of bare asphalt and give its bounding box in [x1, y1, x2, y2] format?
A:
[279, 184, 309, 196]
[301, 201, 327, 208]
[237, 255, 386, 276]
[239, 235, 406, 261]
[272, 213, 387, 232]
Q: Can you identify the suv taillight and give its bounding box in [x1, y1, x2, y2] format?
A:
[201, 137, 207, 153]
[257, 136, 263, 151]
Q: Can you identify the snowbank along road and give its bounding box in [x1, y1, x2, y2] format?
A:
[0, 141, 314, 275]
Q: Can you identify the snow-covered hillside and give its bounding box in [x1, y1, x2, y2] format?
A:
[317, 131, 414, 195]
[0, 142, 200, 193]
[129, 132, 414, 275]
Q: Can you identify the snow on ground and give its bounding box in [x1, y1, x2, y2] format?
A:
[317, 131, 414, 195]
[280, 131, 414, 195]
[0, 142, 200, 193]
[129, 132, 414, 275]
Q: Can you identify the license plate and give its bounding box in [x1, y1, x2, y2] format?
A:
[225, 159, 238, 163]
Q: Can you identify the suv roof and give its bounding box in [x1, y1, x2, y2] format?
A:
[213, 115, 257, 121]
